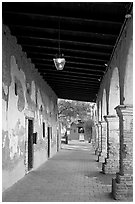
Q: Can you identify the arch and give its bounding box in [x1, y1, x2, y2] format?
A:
[102, 89, 107, 120]
[123, 39, 133, 105]
[109, 67, 120, 115]
[94, 103, 97, 121]
[98, 100, 102, 121]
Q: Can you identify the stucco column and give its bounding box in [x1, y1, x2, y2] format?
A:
[98, 120, 107, 162]
[112, 105, 133, 200]
[102, 115, 119, 174]
[91, 125, 96, 150]
[95, 123, 99, 155]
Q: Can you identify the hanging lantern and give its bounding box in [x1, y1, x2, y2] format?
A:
[53, 19, 66, 70]
[53, 54, 66, 70]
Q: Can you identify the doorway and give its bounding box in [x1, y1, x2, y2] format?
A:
[28, 119, 34, 171]
[47, 127, 52, 158]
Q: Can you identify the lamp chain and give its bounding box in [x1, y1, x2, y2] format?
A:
[58, 20, 60, 55]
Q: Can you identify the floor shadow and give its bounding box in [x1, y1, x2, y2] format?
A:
[84, 170, 115, 186]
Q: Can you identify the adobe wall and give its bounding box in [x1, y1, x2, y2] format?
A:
[2, 24, 58, 191]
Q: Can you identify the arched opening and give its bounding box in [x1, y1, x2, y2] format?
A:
[102, 67, 120, 174]
[98, 100, 102, 122]
[98, 89, 107, 162]
[102, 89, 107, 120]
[123, 40, 133, 105]
[109, 67, 120, 115]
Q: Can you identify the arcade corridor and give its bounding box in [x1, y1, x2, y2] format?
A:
[3, 141, 131, 202]
[2, 2, 133, 201]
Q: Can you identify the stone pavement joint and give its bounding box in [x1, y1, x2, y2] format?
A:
[2, 140, 131, 202]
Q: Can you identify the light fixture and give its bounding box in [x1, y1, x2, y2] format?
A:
[125, 14, 132, 19]
[53, 20, 65, 70]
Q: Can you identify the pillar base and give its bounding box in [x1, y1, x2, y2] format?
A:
[98, 152, 106, 163]
[92, 142, 97, 152]
[102, 158, 119, 174]
[112, 173, 133, 200]
[95, 148, 100, 156]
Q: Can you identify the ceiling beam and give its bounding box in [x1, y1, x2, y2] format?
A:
[49, 87, 98, 95]
[58, 94, 96, 102]
[44, 75, 101, 84]
[3, 11, 122, 25]
[43, 71, 101, 80]
[55, 89, 96, 97]
[46, 76, 99, 85]
[53, 88, 96, 94]
[27, 51, 107, 64]
[16, 35, 114, 49]
[58, 95, 96, 102]
[47, 80, 99, 90]
[33, 59, 106, 69]
[22, 44, 111, 56]
[58, 96, 95, 103]
[39, 69, 103, 78]
[8, 24, 117, 40]
[44, 77, 100, 86]
[35, 63, 105, 73]
[56, 93, 96, 102]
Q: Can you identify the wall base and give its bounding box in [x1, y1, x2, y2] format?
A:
[2, 159, 25, 192]
[112, 173, 133, 200]
[33, 148, 48, 170]
[102, 158, 119, 174]
[50, 144, 57, 158]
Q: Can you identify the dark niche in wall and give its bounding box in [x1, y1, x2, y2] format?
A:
[33, 132, 37, 144]
[14, 76, 25, 112]
[26, 83, 31, 95]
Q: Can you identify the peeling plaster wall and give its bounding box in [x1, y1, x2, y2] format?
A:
[96, 16, 133, 118]
[2, 24, 58, 191]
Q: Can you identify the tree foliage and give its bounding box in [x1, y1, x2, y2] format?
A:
[59, 99, 92, 117]
[58, 99, 94, 127]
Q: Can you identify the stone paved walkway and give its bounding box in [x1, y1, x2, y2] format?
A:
[2, 140, 130, 202]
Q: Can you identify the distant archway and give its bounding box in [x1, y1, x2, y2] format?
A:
[109, 67, 120, 115]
